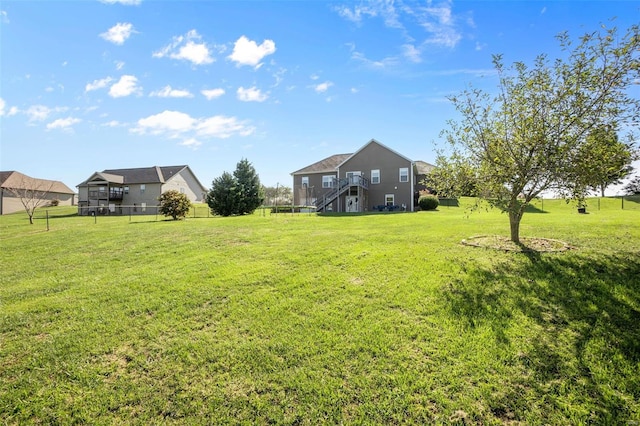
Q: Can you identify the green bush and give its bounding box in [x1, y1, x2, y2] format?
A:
[418, 195, 439, 211]
[158, 190, 192, 220]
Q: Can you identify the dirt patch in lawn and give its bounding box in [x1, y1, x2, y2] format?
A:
[462, 235, 573, 252]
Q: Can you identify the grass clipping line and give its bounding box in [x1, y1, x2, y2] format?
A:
[461, 235, 573, 252]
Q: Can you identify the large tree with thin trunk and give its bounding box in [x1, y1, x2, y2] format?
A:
[441, 24, 639, 243]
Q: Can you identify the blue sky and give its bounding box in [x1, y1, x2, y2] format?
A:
[1, 1, 639, 193]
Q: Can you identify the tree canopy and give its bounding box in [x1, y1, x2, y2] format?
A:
[158, 190, 192, 220]
[206, 159, 264, 216]
[573, 125, 637, 197]
[439, 24, 639, 243]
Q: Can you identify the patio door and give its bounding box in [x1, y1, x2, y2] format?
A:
[346, 196, 359, 212]
[346, 171, 361, 185]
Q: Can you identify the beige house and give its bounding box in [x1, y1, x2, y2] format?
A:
[0, 171, 75, 215]
[291, 139, 434, 212]
[77, 165, 207, 215]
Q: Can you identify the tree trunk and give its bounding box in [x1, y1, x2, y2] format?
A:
[509, 210, 522, 243]
[600, 185, 606, 198]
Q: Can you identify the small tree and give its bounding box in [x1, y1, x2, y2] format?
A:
[234, 158, 264, 214]
[574, 125, 637, 196]
[158, 190, 192, 220]
[623, 175, 640, 195]
[4, 174, 55, 224]
[422, 152, 479, 198]
[441, 24, 639, 243]
[206, 172, 239, 216]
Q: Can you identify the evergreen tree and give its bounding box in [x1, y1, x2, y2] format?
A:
[233, 158, 264, 214]
[206, 172, 239, 216]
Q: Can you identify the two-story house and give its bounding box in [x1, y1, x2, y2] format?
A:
[77, 165, 207, 215]
[291, 139, 434, 212]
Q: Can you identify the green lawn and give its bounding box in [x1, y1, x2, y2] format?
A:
[1, 200, 639, 424]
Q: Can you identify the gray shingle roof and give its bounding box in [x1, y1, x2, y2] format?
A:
[414, 160, 436, 175]
[99, 166, 188, 184]
[291, 154, 352, 175]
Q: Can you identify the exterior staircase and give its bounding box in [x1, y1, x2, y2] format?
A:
[316, 176, 369, 212]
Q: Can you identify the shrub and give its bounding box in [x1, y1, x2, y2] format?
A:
[48, 199, 60, 207]
[158, 190, 192, 220]
[418, 195, 439, 211]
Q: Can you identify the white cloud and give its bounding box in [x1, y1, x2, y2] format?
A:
[153, 30, 214, 65]
[132, 110, 254, 140]
[115, 61, 125, 70]
[0, 98, 5, 116]
[351, 50, 399, 69]
[180, 138, 202, 149]
[100, 0, 141, 5]
[337, 1, 464, 51]
[85, 77, 113, 92]
[150, 85, 193, 98]
[100, 22, 135, 45]
[102, 120, 122, 127]
[313, 81, 333, 94]
[334, 4, 377, 24]
[201, 88, 225, 100]
[228, 36, 276, 68]
[46, 117, 81, 131]
[109, 75, 141, 98]
[197, 115, 255, 138]
[402, 44, 422, 63]
[133, 110, 195, 136]
[237, 86, 268, 102]
[1, 10, 9, 24]
[25, 105, 54, 121]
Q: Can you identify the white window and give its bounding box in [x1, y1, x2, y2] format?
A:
[322, 176, 334, 188]
[124, 186, 129, 194]
[399, 168, 409, 183]
[385, 194, 395, 206]
[371, 169, 380, 184]
[301, 176, 309, 187]
[140, 184, 146, 194]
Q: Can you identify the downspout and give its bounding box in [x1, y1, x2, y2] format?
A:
[336, 166, 340, 213]
[410, 161, 415, 212]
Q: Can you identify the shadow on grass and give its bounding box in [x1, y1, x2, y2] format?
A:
[444, 251, 640, 423]
[523, 203, 547, 213]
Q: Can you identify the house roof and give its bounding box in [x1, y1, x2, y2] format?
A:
[0, 171, 75, 194]
[291, 154, 352, 175]
[414, 160, 436, 175]
[78, 165, 207, 193]
[100, 166, 184, 184]
[337, 139, 413, 169]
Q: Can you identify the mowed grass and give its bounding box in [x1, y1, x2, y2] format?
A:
[1, 199, 639, 424]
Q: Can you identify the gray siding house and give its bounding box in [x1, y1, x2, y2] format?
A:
[291, 139, 434, 212]
[77, 165, 206, 215]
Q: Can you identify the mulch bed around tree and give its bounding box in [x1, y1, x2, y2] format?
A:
[461, 235, 574, 252]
